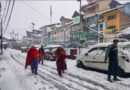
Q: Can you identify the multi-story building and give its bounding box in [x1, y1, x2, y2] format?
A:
[54, 16, 72, 45]
[26, 29, 42, 45]
[71, 11, 86, 44]
[81, 0, 110, 42]
[40, 23, 59, 45]
[102, 1, 130, 42]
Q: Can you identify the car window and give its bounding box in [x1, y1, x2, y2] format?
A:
[88, 48, 98, 53]
[51, 48, 57, 52]
[97, 47, 108, 55]
[99, 47, 108, 52]
[88, 47, 99, 55]
[44, 48, 50, 52]
[88, 47, 108, 55]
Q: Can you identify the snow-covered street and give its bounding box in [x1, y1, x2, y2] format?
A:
[1, 49, 130, 90]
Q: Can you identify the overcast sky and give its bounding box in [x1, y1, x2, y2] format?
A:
[1, 0, 87, 39]
[1, 0, 130, 39]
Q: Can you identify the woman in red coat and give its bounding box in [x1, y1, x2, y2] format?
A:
[55, 47, 67, 77]
[25, 45, 39, 75]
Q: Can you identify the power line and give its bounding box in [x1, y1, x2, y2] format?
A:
[20, 0, 50, 20]
[3, 0, 11, 24]
[2, 0, 8, 19]
[4, 0, 15, 34]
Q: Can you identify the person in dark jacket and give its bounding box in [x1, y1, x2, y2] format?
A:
[25, 45, 39, 75]
[55, 47, 67, 77]
[39, 45, 45, 65]
[105, 39, 120, 82]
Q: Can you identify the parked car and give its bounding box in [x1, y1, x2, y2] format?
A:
[67, 42, 81, 48]
[76, 42, 130, 75]
[20, 46, 29, 53]
[44, 45, 62, 61]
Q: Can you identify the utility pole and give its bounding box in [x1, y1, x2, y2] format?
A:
[97, 13, 100, 43]
[77, 0, 82, 43]
[31, 23, 35, 44]
[0, 2, 3, 54]
[77, 0, 82, 54]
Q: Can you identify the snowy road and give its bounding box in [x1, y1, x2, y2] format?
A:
[1, 49, 130, 90]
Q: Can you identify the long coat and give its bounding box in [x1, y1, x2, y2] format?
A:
[39, 47, 44, 61]
[25, 47, 39, 69]
[56, 52, 67, 71]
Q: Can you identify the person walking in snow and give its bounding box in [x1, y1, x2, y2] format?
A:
[105, 39, 120, 82]
[55, 47, 67, 77]
[39, 45, 45, 65]
[25, 45, 39, 75]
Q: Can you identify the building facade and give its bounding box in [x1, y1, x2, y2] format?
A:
[54, 16, 72, 45]
[81, 0, 110, 42]
[71, 11, 86, 44]
[103, 2, 130, 42]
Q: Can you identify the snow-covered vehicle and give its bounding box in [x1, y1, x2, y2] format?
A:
[20, 46, 29, 53]
[77, 42, 130, 75]
[44, 45, 63, 61]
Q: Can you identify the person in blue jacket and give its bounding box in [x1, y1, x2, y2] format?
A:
[105, 39, 120, 82]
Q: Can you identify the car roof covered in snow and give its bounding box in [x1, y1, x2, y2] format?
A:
[91, 43, 112, 48]
[44, 45, 62, 48]
[90, 42, 130, 49]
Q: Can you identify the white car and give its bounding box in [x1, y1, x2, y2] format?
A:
[44, 45, 63, 61]
[77, 42, 130, 75]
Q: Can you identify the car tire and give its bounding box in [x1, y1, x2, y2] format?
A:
[77, 60, 84, 68]
[118, 67, 125, 76]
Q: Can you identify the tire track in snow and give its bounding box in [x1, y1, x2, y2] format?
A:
[39, 65, 104, 90]
[43, 64, 130, 89]
[11, 53, 90, 90]
[16, 52, 105, 90]
[16, 52, 109, 90]
[10, 54, 75, 90]
[13, 51, 130, 90]
[38, 68, 90, 90]
[43, 64, 110, 90]
[38, 70, 76, 90]
[8, 54, 35, 90]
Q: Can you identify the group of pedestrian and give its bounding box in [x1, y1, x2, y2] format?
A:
[25, 44, 67, 77]
[24, 39, 120, 81]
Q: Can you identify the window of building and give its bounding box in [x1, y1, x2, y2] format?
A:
[107, 25, 116, 31]
[100, 24, 103, 31]
[107, 15, 116, 20]
[86, 7, 96, 14]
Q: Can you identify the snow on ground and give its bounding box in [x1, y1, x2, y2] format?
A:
[1, 48, 130, 90]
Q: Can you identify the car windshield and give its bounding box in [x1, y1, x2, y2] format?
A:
[51, 48, 57, 52]
[44, 47, 58, 52]
[44, 48, 50, 52]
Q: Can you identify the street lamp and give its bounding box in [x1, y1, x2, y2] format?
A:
[96, 13, 100, 43]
